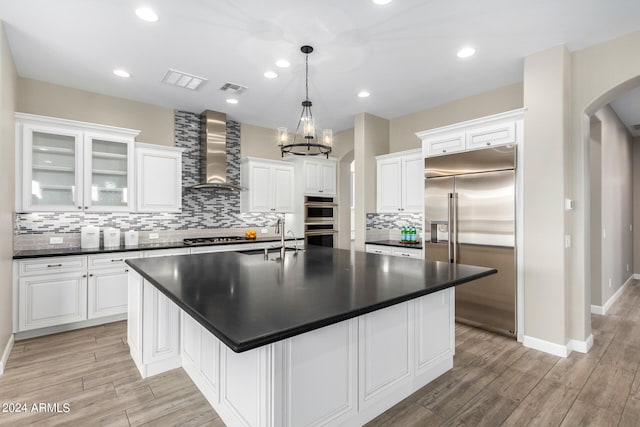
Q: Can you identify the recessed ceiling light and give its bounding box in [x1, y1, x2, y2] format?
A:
[113, 69, 130, 78]
[135, 7, 158, 22]
[275, 59, 290, 68]
[264, 71, 278, 79]
[372, 0, 393, 4]
[226, 98, 239, 104]
[457, 47, 476, 58]
[358, 91, 370, 98]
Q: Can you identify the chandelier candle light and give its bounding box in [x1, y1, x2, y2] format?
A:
[278, 45, 332, 158]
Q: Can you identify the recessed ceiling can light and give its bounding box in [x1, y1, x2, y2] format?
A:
[275, 59, 290, 68]
[113, 69, 131, 78]
[226, 98, 239, 104]
[457, 47, 476, 58]
[135, 7, 158, 22]
[358, 91, 370, 98]
[372, 0, 393, 4]
[264, 71, 278, 79]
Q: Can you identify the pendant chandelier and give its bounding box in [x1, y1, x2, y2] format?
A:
[278, 45, 332, 158]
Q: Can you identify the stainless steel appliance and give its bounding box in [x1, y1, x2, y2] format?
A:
[304, 196, 337, 247]
[424, 145, 516, 337]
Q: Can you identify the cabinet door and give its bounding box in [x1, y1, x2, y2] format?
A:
[466, 121, 516, 150]
[423, 131, 465, 157]
[303, 160, 320, 194]
[376, 158, 402, 213]
[272, 164, 294, 212]
[88, 268, 129, 319]
[248, 163, 272, 212]
[84, 133, 134, 212]
[136, 148, 183, 212]
[319, 161, 337, 195]
[22, 124, 84, 212]
[401, 154, 424, 212]
[142, 281, 180, 365]
[19, 272, 87, 331]
[128, 270, 143, 366]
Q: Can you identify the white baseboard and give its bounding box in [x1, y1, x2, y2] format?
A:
[523, 335, 569, 358]
[567, 334, 593, 354]
[591, 275, 634, 315]
[0, 334, 15, 375]
[634, 273, 640, 280]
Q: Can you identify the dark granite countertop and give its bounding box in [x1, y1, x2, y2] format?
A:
[13, 236, 293, 259]
[126, 246, 496, 353]
[365, 240, 424, 250]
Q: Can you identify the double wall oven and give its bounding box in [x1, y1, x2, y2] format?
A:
[304, 196, 337, 247]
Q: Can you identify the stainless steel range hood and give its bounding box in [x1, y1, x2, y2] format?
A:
[191, 110, 243, 191]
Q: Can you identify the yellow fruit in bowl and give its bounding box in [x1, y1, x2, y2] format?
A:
[245, 229, 257, 239]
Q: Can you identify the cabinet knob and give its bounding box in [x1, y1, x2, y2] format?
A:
[486, 142, 491, 146]
[89, 273, 93, 277]
[82, 274, 87, 278]
[401, 253, 410, 257]
[125, 269, 129, 273]
[84, 206, 88, 209]
[319, 190, 323, 192]
[442, 149, 447, 153]
[77, 206, 82, 210]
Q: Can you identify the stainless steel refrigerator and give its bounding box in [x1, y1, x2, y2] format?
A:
[424, 145, 516, 337]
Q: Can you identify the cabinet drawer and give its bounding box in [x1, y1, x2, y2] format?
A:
[89, 251, 141, 270]
[143, 248, 190, 258]
[19, 256, 87, 276]
[466, 121, 516, 149]
[190, 243, 254, 254]
[424, 132, 465, 157]
[392, 247, 422, 259]
[365, 245, 394, 255]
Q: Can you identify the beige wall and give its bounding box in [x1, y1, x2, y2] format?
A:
[595, 105, 633, 306]
[635, 137, 640, 272]
[569, 30, 640, 343]
[389, 83, 524, 153]
[17, 78, 174, 146]
[240, 123, 281, 160]
[0, 22, 17, 373]
[589, 118, 602, 307]
[333, 128, 355, 250]
[354, 113, 389, 251]
[523, 45, 571, 346]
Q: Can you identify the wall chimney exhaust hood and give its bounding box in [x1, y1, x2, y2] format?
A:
[191, 110, 243, 191]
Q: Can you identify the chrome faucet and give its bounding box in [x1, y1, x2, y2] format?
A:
[274, 216, 286, 260]
[287, 229, 299, 254]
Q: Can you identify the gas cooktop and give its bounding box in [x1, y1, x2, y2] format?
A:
[183, 236, 247, 246]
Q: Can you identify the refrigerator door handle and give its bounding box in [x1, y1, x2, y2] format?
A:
[452, 192, 458, 263]
[447, 192, 453, 263]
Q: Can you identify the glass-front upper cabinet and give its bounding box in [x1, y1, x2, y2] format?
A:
[16, 113, 139, 213]
[23, 125, 84, 212]
[84, 133, 134, 212]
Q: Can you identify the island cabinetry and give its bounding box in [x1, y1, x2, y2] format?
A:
[417, 108, 524, 157]
[16, 113, 139, 212]
[240, 158, 294, 213]
[376, 149, 423, 213]
[87, 252, 141, 319]
[132, 275, 454, 427]
[135, 143, 184, 212]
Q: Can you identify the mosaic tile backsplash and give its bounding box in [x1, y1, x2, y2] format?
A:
[14, 110, 281, 248]
[365, 212, 423, 242]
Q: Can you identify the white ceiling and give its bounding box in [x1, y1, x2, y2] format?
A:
[1, 0, 640, 133]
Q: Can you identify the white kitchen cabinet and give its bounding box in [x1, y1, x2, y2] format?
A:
[376, 149, 423, 213]
[19, 269, 87, 331]
[417, 108, 525, 158]
[87, 252, 141, 319]
[365, 244, 422, 259]
[240, 158, 294, 213]
[16, 113, 139, 212]
[135, 143, 184, 213]
[301, 158, 337, 196]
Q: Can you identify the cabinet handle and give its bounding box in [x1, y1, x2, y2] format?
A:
[374, 250, 382, 253]
[84, 206, 88, 209]
[400, 253, 411, 257]
[47, 264, 63, 268]
[89, 273, 93, 277]
[82, 274, 87, 278]
[77, 206, 82, 210]
[111, 259, 124, 262]
[319, 190, 323, 192]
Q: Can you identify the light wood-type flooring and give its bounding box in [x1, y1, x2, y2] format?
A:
[2, 281, 640, 426]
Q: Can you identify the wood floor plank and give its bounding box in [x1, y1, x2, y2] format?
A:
[440, 388, 519, 427]
[486, 366, 543, 402]
[501, 378, 579, 427]
[559, 399, 621, 427]
[576, 364, 633, 411]
[544, 353, 599, 390]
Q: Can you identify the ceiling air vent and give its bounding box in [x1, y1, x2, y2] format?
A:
[219, 82, 248, 94]
[632, 124, 640, 131]
[162, 68, 207, 90]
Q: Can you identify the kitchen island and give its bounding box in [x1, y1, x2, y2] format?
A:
[126, 247, 495, 427]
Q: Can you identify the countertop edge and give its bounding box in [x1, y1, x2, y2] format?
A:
[365, 240, 424, 250]
[126, 258, 496, 353]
